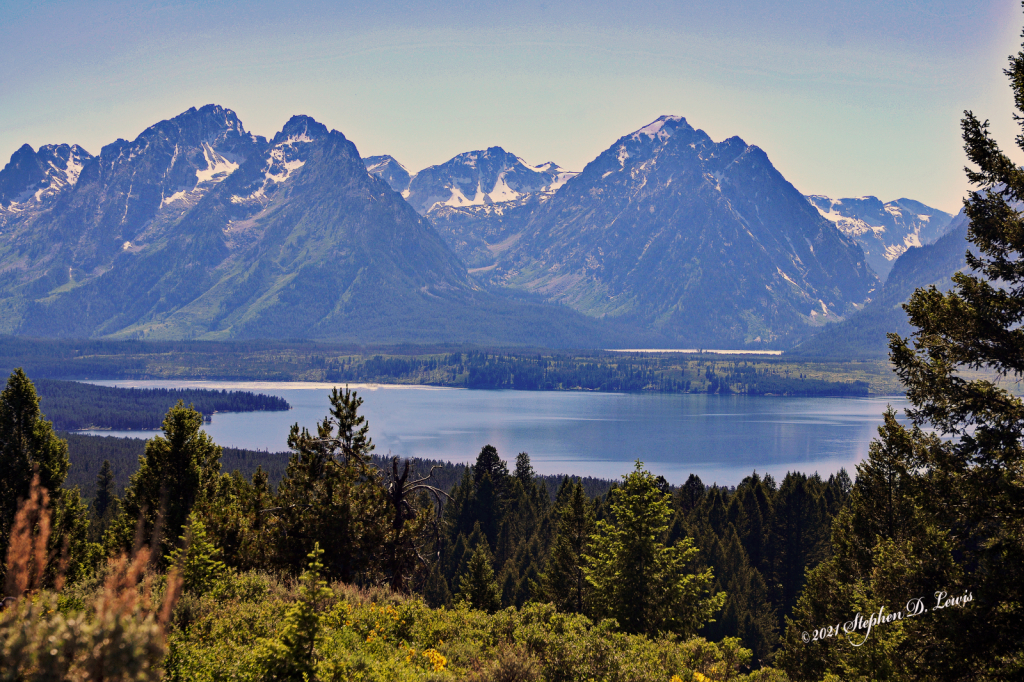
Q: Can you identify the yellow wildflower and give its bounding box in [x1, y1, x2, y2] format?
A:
[422, 648, 447, 672]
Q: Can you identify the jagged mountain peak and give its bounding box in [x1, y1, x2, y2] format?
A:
[441, 114, 878, 346]
[629, 114, 688, 141]
[364, 155, 412, 194]
[0, 142, 95, 208]
[272, 115, 331, 145]
[136, 104, 255, 149]
[806, 194, 954, 279]
[404, 147, 577, 214]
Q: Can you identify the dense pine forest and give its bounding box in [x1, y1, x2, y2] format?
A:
[35, 380, 290, 431]
[59, 432, 615, 505]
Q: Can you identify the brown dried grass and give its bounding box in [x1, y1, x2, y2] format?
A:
[3, 476, 183, 626]
[3, 473, 52, 598]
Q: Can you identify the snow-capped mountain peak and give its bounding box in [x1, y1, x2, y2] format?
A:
[369, 147, 579, 215]
[0, 143, 96, 209]
[631, 115, 686, 142]
[806, 194, 953, 279]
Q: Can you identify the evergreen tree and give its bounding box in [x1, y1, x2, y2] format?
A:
[769, 473, 828, 619]
[553, 475, 573, 507]
[254, 543, 333, 680]
[473, 444, 509, 486]
[457, 542, 501, 613]
[542, 481, 595, 615]
[108, 401, 222, 556]
[776, 412, 957, 680]
[166, 512, 226, 593]
[702, 526, 778, 666]
[472, 444, 509, 547]
[0, 368, 70, 580]
[423, 563, 452, 608]
[0, 368, 91, 588]
[514, 452, 535, 487]
[585, 460, 725, 636]
[677, 474, 705, 515]
[272, 388, 388, 582]
[93, 460, 116, 521]
[780, 19, 1024, 676]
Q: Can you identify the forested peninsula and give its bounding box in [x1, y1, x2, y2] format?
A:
[35, 379, 290, 431]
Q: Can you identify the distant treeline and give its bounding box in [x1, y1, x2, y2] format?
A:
[61, 432, 614, 502]
[324, 352, 871, 396]
[0, 336, 898, 395]
[39, 379, 289, 430]
[704, 364, 870, 396]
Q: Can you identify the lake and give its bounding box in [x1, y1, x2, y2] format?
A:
[76, 380, 908, 485]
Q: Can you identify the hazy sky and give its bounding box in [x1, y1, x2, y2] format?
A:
[2, 0, 1021, 212]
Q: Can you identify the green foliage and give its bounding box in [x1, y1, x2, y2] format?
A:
[0, 594, 168, 682]
[542, 481, 595, 615]
[457, 543, 502, 613]
[253, 543, 334, 681]
[586, 461, 725, 637]
[271, 387, 390, 582]
[0, 368, 71, 585]
[166, 512, 227, 594]
[49, 486, 100, 588]
[422, 563, 451, 608]
[0, 368, 97, 590]
[94, 459, 116, 520]
[778, 19, 1024, 676]
[108, 401, 223, 557]
[167, 570, 788, 682]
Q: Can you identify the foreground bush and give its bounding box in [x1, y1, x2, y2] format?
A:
[164, 556, 789, 682]
[1, 548, 181, 681]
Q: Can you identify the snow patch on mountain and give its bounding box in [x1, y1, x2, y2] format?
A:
[160, 190, 187, 208]
[403, 147, 578, 215]
[806, 194, 954, 279]
[632, 115, 683, 142]
[195, 143, 240, 184]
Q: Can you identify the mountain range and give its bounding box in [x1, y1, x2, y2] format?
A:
[373, 116, 887, 345]
[805, 195, 953, 279]
[0, 106, 639, 346]
[0, 105, 960, 348]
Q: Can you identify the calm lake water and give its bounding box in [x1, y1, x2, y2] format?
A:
[77, 380, 908, 485]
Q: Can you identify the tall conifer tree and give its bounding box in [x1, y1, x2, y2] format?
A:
[0, 368, 90, 588]
[542, 481, 595, 615]
[780, 14, 1024, 678]
[109, 401, 222, 556]
[585, 460, 724, 636]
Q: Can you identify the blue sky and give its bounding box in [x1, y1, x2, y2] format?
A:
[1, 0, 1021, 212]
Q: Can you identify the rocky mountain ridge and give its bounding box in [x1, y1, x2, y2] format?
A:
[420, 115, 879, 346]
[0, 106, 955, 348]
[366, 147, 576, 214]
[0, 105, 634, 346]
[805, 195, 953, 279]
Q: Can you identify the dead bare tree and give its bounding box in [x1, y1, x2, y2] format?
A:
[382, 456, 450, 592]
